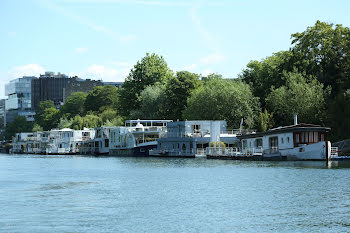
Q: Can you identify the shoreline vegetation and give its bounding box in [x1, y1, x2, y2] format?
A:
[3, 21, 350, 142]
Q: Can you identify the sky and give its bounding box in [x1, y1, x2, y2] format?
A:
[1, 0, 350, 98]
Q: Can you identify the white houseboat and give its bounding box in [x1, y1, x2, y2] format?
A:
[109, 120, 172, 156]
[45, 128, 95, 154]
[237, 120, 336, 161]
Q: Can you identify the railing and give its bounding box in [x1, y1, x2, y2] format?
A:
[330, 147, 338, 157]
[206, 147, 246, 156]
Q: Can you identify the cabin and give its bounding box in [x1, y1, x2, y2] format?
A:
[237, 123, 331, 160]
[150, 120, 238, 157]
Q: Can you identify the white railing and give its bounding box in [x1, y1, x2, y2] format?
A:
[330, 147, 338, 158]
[206, 147, 242, 156]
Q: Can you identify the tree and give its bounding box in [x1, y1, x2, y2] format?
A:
[183, 79, 260, 129]
[257, 109, 274, 132]
[265, 72, 328, 126]
[130, 84, 167, 119]
[119, 53, 173, 116]
[239, 51, 300, 108]
[32, 123, 43, 132]
[4, 116, 33, 140]
[327, 90, 350, 141]
[291, 20, 350, 96]
[85, 85, 119, 113]
[40, 107, 60, 131]
[35, 100, 55, 127]
[163, 71, 202, 120]
[61, 92, 87, 118]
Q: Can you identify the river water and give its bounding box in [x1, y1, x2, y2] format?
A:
[1, 154, 350, 232]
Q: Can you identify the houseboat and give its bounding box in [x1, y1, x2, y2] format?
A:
[109, 120, 172, 156]
[149, 120, 238, 157]
[237, 118, 337, 161]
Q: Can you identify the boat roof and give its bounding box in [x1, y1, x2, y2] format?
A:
[237, 123, 331, 139]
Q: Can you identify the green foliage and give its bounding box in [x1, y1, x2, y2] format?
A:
[258, 109, 274, 132]
[85, 85, 119, 113]
[4, 116, 33, 140]
[34, 100, 55, 127]
[40, 107, 60, 131]
[291, 20, 350, 95]
[61, 92, 87, 118]
[201, 73, 223, 83]
[183, 79, 260, 128]
[239, 51, 298, 108]
[57, 117, 73, 129]
[327, 90, 350, 141]
[82, 115, 103, 129]
[163, 71, 202, 120]
[119, 53, 173, 116]
[32, 123, 43, 132]
[130, 84, 167, 119]
[99, 108, 118, 123]
[266, 72, 327, 126]
[210, 141, 226, 148]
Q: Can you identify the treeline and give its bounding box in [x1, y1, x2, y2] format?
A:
[4, 21, 350, 141]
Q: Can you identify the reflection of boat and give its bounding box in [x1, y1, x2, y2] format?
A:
[109, 120, 172, 156]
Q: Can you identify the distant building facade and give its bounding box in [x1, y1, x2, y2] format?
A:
[0, 99, 5, 128]
[103, 82, 123, 88]
[63, 78, 104, 102]
[31, 72, 71, 110]
[5, 76, 37, 124]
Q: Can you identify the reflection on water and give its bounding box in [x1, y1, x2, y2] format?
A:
[1, 153, 350, 232]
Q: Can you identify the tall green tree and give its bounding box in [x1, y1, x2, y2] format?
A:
[34, 100, 55, 125]
[183, 79, 260, 129]
[61, 92, 87, 118]
[40, 107, 60, 131]
[291, 20, 350, 96]
[266, 72, 328, 126]
[257, 109, 274, 132]
[85, 85, 119, 113]
[239, 51, 299, 108]
[130, 84, 167, 119]
[119, 53, 173, 116]
[163, 71, 202, 120]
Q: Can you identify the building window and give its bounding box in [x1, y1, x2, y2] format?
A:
[192, 124, 201, 133]
[287, 137, 290, 143]
[281, 137, 284, 144]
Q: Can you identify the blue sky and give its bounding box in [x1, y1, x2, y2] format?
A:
[1, 0, 350, 98]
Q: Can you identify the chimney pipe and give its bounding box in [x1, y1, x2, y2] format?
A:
[294, 114, 298, 125]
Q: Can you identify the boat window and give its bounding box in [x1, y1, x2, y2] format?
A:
[192, 124, 201, 133]
[287, 137, 290, 143]
[321, 133, 325, 141]
[309, 132, 313, 143]
[242, 140, 247, 149]
[255, 139, 263, 147]
[314, 132, 319, 142]
[269, 137, 278, 148]
[281, 137, 284, 144]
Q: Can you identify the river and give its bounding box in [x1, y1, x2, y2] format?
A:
[0, 153, 350, 232]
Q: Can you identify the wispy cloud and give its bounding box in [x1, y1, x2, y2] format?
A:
[75, 47, 88, 53]
[9, 64, 45, 78]
[189, 7, 220, 52]
[69, 64, 130, 82]
[35, 0, 136, 43]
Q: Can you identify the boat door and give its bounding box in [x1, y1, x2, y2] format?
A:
[269, 136, 278, 153]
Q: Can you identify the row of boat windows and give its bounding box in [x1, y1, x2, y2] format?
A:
[295, 131, 324, 144]
[243, 136, 291, 149]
